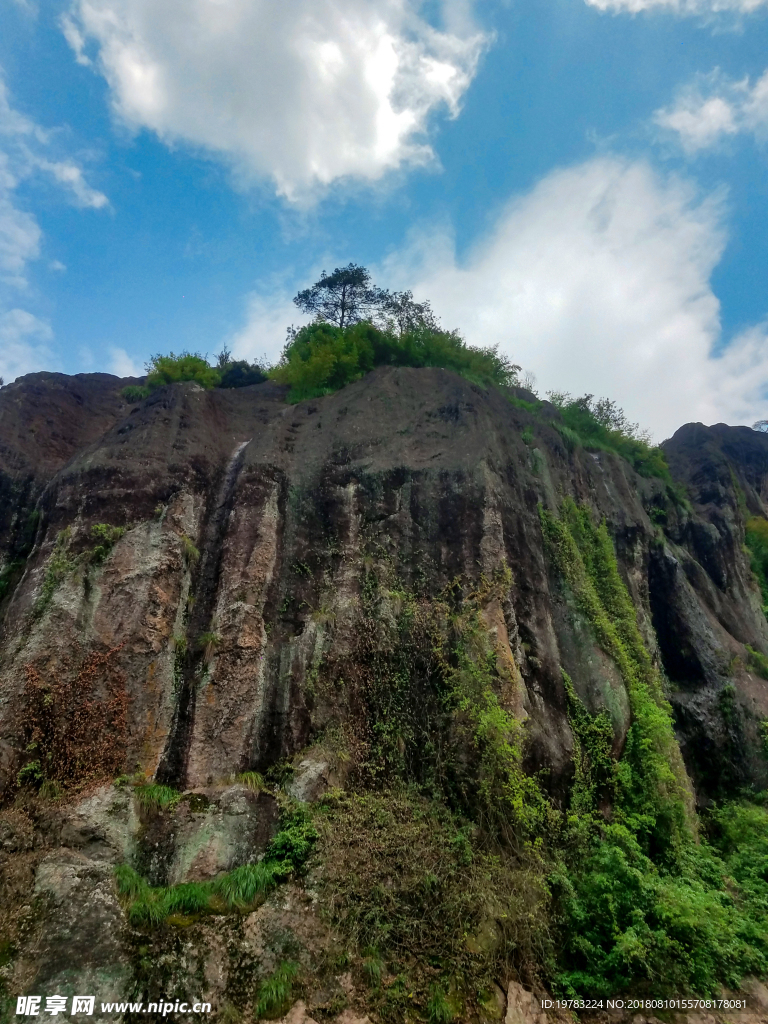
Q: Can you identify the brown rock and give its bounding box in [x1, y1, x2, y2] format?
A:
[505, 981, 547, 1024]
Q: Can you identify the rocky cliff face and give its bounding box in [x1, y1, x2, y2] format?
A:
[1, 369, 767, 1024]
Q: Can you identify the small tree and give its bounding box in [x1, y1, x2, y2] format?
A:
[293, 264, 384, 329]
[378, 290, 440, 336]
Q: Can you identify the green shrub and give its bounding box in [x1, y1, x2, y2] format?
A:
[16, 760, 43, 788]
[90, 523, 125, 564]
[146, 351, 221, 390]
[269, 321, 519, 402]
[122, 385, 151, 402]
[706, 798, 768, 917]
[264, 805, 318, 873]
[122, 350, 266, 401]
[746, 645, 768, 680]
[218, 359, 267, 388]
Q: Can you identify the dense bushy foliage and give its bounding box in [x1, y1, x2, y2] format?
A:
[218, 359, 267, 388]
[269, 321, 520, 401]
[146, 352, 221, 390]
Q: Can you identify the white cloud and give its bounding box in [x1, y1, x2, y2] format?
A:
[585, 0, 768, 13]
[369, 156, 768, 439]
[60, 15, 92, 65]
[227, 291, 307, 365]
[227, 158, 768, 437]
[36, 158, 109, 209]
[109, 346, 140, 377]
[0, 70, 109, 381]
[0, 74, 109, 209]
[655, 69, 768, 153]
[0, 308, 54, 383]
[63, 0, 488, 200]
[0, 186, 41, 288]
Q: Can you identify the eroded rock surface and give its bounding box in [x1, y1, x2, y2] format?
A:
[1, 369, 767, 1022]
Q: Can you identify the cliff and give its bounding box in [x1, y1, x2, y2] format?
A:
[0, 369, 766, 1024]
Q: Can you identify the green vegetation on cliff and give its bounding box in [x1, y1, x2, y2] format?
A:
[314, 788, 549, 1019]
[304, 561, 552, 1010]
[309, 503, 768, 1005]
[745, 515, 768, 614]
[546, 393, 672, 481]
[122, 349, 266, 401]
[541, 500, 768, 996]
[269, 321, 520, 402]
[540, 499, 694, 854]
[115, 802, 317, 925]
[119, 264, 680, 488]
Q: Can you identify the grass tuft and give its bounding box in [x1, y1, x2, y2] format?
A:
[255, 961, 298, 1019]
[114, 804, 317, 928]
[134, 783, 182, 812]
[236, 770, 266, 792]
[182, 534, 200, 565]
[213, 862, 282, 908]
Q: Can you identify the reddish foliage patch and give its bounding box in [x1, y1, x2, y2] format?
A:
[20, 643, 129, 790]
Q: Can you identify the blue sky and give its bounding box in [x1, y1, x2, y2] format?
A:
[2, 0, 768, 436]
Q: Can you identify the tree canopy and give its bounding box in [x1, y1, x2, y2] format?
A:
[293, 263, 383, 330]
[292, 264, 439, 336]
[379, 289, 440, 336]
